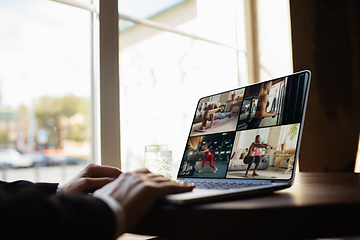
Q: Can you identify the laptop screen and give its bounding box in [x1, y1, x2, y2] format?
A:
[177, 71, 310, 180]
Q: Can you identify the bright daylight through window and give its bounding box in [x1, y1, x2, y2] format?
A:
[0, 0, 92, 183]
[0, 0, 292, 182]
[119, 0, 292, 177]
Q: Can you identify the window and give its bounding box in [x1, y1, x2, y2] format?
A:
[257, 0, 293, 80]
[0, 0, 92, 183]
[119, 0, 247, 176]
[119, 0, 292, 177]
[0, 0, 292, 182]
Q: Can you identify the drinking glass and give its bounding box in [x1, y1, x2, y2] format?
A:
[144, 145, 172, 179]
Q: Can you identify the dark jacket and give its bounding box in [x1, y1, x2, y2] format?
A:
[0, 180, 115, 240]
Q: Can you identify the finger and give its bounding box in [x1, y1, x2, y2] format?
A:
[156, 182, 195, 195]
[132, 168, 151, 174]
[86, 164, 122, 178]
[157, 180, 195, 189]
[83, 177, 116, 193]
[147, 176, 172, 183]
[143, 172, 167, 179]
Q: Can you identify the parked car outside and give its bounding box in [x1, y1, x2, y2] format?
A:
[49, 155, 82, 166]
[0, 149, 34, 168]
[23, 151, 54, 166]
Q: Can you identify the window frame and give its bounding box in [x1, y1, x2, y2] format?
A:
[51, 0, 121, 168]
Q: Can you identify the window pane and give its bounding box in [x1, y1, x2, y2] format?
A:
[0, 0, 92, 183]
[119, 0, 247, 177]
[257, 0, 293, 80]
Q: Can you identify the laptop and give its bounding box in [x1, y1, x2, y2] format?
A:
[164, 70, 311, 204]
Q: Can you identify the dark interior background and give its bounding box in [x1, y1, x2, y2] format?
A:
[290, 0, 360, 172]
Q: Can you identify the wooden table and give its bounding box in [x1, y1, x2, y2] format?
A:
[128, 172, 360, 239]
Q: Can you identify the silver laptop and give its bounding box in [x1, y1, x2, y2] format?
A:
[164, 70, 311, 204]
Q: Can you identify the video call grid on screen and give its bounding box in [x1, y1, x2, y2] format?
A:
[178, 72, 309, 180]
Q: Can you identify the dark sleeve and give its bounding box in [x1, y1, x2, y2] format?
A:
[0, 180, 116, 240]
[0, 180, 58, 195]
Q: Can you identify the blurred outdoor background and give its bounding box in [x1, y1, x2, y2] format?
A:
[0, 0, 92, 182]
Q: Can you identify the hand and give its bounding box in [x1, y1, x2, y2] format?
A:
[269, 110, 277, 116]
[93, 168, 194, 234]
[60, 163, 122, 195]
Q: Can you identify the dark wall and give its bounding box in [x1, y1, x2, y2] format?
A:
[290, 0, 360, 172]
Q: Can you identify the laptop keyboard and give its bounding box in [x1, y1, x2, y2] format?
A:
[184, 180, 271, 190]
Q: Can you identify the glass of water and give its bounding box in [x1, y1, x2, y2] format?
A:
[144, 145, 172, 179]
